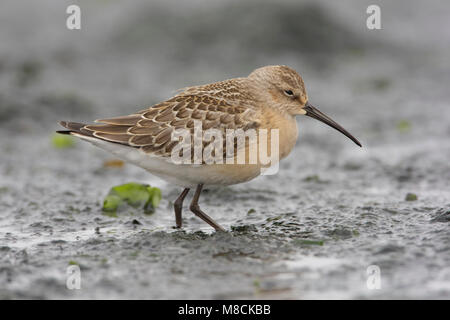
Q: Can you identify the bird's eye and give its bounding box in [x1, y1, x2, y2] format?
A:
[284, 90, 294, 96]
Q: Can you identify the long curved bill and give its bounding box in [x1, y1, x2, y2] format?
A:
[303, 102, 362, 147]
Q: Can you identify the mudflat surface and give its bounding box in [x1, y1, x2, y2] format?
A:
[0, 0, 449, 299]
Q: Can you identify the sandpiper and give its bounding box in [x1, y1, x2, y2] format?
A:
[58, 65, 361, 231]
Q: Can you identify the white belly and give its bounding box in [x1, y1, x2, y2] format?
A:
[75, 134, 262, 188]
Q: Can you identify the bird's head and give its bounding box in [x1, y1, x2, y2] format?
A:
[248, 65, 362, 147]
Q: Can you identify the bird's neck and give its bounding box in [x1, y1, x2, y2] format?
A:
[259, 107, 299, 161]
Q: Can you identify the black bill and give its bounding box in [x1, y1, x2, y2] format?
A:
[303, 102, 362, 147]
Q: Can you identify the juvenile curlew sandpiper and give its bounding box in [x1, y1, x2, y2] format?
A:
[58, 65, 361, 231]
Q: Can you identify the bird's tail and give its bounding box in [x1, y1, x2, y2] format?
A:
[57, 121, 94, 137]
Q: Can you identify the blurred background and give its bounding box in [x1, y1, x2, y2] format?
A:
[0, 0, 449, 299]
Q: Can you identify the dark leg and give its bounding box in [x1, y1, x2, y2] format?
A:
[189, 184, 225, 232]
[174, 188, 190, 228]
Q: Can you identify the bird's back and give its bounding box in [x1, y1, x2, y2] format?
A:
[59, 77, 263, 165]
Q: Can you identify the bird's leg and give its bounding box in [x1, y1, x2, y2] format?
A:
[189, 184, 225, 232]
[174, 188, 190, 228]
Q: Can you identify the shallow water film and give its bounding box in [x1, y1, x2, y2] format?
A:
[0, 0, 449, 299]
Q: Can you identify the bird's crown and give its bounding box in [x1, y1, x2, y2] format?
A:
[248, 65, 306, 97]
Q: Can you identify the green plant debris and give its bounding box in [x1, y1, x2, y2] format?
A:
[327, 228, 353, 240]
[68, 260, 79, 265]
[293, 239, 324, 246]
[371, 78, 391, 91]
[405, 193, 418, 201]
[303, 174, 328, 183]
[102, 195, 121, 217]
[396, 120, 411, 133]
[52, 133, 75, 149]
[247, 208, 256, 214]
[102, 182, 162, 215]
[348, 47, 365, 57]
[130, 250, 140, 257]
[147, 187, 162, 209]
[266, 215, 282, 222]
[16, 60, 42, 87]
[304, 174, 320, 182]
